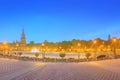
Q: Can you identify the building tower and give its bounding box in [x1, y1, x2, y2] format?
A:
[20, 29, 26, 50]
[108, 34, 111, 41]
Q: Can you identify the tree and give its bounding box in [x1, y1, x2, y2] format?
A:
[85, 53, 91, 59]
[7, 52, 10, 55]
[28, 41, 35, 47]
[59, 52, 66, 59]
[29, 41, 35, 45]
[35, 53, 39, 58]
[18, 52, 23, 56]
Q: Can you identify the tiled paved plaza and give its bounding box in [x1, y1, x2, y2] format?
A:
[0, 58, 120, 80]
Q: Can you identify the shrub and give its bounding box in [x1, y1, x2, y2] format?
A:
[85, 53, 91, 59]
[18, 52, 23, 56]
[97, 55, 106, 59]
[59, 52, 66, 59]
[116, 55, 120, 58]
[35, 53, 39, 58]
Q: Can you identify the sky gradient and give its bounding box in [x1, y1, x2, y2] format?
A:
[0, 0, 120, 43]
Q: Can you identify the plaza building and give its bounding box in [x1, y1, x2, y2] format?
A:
[15, 29, 26, 51]
[0, 29, 27, 53]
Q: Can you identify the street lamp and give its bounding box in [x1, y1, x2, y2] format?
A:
[59, 46, 62, 52]
[112, 38, 117, 58]
[113, 38, 117, 43]
[93, 40, 97, 59]
[77, 43, 81, 60]
[2, 42, 8, 55]
[93, 40, 97, 44]
[16, 43, 19, 51]
[71, 46, 73, 52]
[42, 43, 45, 59]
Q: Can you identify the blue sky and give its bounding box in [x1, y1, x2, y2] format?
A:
[0, 0, 120, 43]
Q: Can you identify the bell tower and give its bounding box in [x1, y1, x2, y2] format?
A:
[20, 29, 26, 50]
[108, 34, 111, 41]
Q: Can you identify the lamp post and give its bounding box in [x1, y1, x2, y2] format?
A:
[93, 40, 97, 59]
[113, 38, 117, 58]
[16, 43, 19, 51]
[77, 43, 81, 60]
[3, 42, 7, 55]
[59, 46, 62, 52]
[42, 43, 45, 59]
[71, 46, 73, 52]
